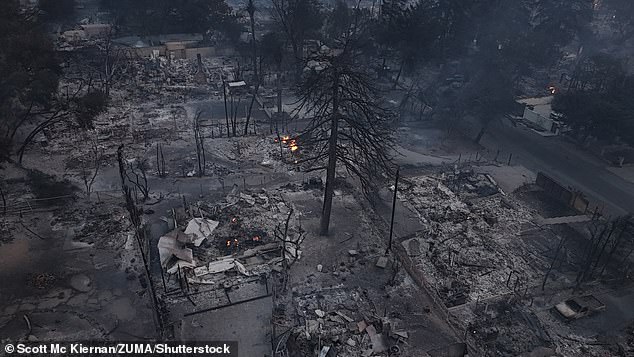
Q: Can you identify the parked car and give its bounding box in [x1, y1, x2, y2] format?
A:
[554, 295, 605, 320]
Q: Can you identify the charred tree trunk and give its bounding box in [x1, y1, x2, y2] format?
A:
[193, 112, 206, 177]
[575, 222, 608, 290]
[248, 0, 258, 84]
[273, 63, 283, 135]
[319, 73, 340, 236]
[244, 0, 259, 136]
[8, 101, 34, 142]
[244, 83, 260, 136]
[17, 110, 67, 164]
[592, 220, 619, 272]
[474, 123, 488, 144]
[116, 145, 163, 338]
[292, 43, 303, 79]
[277, 65, 283, 115]
[156, 143, 166, 177]
[542, 235, 567, 290]
[223, 80, 230, 137]
[231, 95, 241, 137]
[230, 94, 235, 137]
[0, 186, 6, 215]
[392, 58, 405, 89]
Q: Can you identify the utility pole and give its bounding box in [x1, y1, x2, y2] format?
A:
[542, 234, 566, 291]
[386, 167, 399, 254]
[223, 79, 229, 137]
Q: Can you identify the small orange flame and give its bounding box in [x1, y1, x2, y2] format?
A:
[548, 86, 557, 95]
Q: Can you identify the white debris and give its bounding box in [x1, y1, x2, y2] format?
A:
[239, 192, 255, 205]
[285, 245, 302, 262]
[234, 260, 251, 276]
[366, 325, 387, 353]
[184, 218, 220, 246]
[158, 232, 194, 267]
[166, 260, 197, 274]
[206, 258, 236, 274]
[194, 265, 209, 277]
[188, 276, 215, 285]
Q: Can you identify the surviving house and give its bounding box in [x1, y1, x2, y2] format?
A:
[113, 33, 234, 60]
[517, 96, 564, 134]
[60, 24, 112, 43]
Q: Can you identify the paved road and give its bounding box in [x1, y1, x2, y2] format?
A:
[480, 120, 634, 216]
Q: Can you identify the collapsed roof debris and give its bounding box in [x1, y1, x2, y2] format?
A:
[158, 230, 194, 268]
[184, 218, 219, 247]
[398, 169, 543, 306]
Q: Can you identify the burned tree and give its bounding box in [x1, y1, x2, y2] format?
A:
[270, 0, 323, 76]
[223, 79, 230, 137]
[575, 216, 634, 290]
[116, 145, 163, 336]
[294, 47, 395, 235]
[225, 81, 246, 137]
[461, 65, 516, 144]
[79, 138, 104, 198]
[13, 47, 115, 163]
[231, 95, 242, 137]
[244, 82, 260, 136]
[246, 0, 258, 84]
[127, 157, 150, 201]
[274, 203, 306, 290]
[98, 27, 128, 99]
[243, 0, 261, 136]
[0, 2, 61, 161]
[13, 72, 95, 163]
[193, 111, 206, 177]
[0, 184, 6, 216]
[156, 143, 167, 177]
[118, 146, 150, 201]
[261, 32, 285, 133]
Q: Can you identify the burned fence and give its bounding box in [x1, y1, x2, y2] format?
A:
[536, 172, 591, 214]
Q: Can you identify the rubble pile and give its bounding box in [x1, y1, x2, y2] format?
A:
[399, 170, 546, 305]
[456, 297, 553, 356]
[172, 135, 301, 177]
[159, 186, 304, 290]
[535, 307, 623, 357]
[284, 288, 409, 357]
[201, 136, 284, 167]
[51, 203, 130, 249]
[110, 56, 238, 99]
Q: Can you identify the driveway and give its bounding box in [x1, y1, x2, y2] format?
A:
[479, 120, 634, 216]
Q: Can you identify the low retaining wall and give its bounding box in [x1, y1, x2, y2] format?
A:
[536, 172, 599, 215]
[393, 240, 449, 321]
